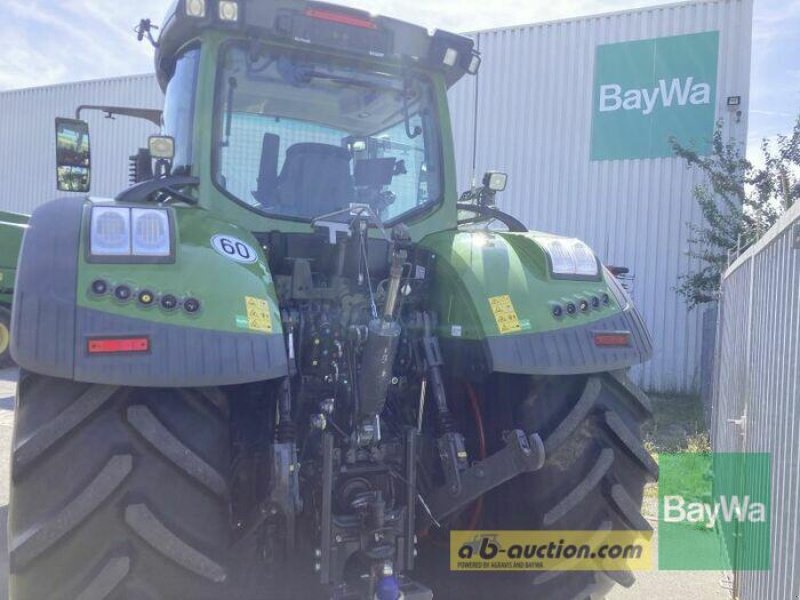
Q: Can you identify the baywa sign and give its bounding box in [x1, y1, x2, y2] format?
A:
[658, 453, 771, 571]
[590, 31, 720, 161]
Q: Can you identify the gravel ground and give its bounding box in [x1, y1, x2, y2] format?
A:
[0, 368, 731, 600]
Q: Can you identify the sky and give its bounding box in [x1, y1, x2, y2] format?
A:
[1, 0, 798, 159]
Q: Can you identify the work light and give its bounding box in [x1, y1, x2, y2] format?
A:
[467, 53, 482, 75]
[572, 241, 598, 276]
[537, 237, 600, 279]
[185, 0, 206, 18]
[218, 1, 239, 22]
[132, 209, 171, 256]
[148, 136, 175, 160]
[443, 48, 459, 67]
[483, 171, 508, 192]
[90, 207, 131, 256]
[89, 206, 173, 261]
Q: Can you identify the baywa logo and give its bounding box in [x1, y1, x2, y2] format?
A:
[590, 31, 720, 161]
[598, 77, 712, 116]
[658, 453, 771, 571]
[663, 494, 767, 529]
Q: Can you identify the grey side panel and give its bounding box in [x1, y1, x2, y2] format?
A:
[11, 198, 85, 377]
[74, 307, 288, 387]
[485, 307, 653, 376]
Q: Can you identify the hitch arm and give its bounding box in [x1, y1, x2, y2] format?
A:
[422, 430, 545, 525]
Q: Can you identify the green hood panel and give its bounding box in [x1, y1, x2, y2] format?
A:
[13, 197, 287, 386]
[77, 202, 283, 337]
[419, 230, 623, 340]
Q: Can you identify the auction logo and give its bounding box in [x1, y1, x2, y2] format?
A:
[590, 31, 720, 161]
[658, 453, 771, 571]
[450, 531, 652, 572]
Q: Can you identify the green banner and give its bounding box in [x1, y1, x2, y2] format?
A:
[658, 452, 771, 571]
[590, 31, 719, 161]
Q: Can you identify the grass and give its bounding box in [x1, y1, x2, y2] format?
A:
[640, 393, 711, 517]
[643, 393, 710, 455]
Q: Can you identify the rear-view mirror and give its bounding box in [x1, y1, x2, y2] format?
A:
[56, 118, 91, 193]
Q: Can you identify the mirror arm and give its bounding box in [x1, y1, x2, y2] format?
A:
[75, 105, 163, 127]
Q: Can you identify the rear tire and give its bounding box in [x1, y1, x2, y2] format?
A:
[418, 370, 657, 600]
[9, 374, 237, 600]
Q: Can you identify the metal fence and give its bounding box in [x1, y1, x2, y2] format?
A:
[712, 201, 800, 599]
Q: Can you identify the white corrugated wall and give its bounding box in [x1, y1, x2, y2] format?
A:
[449, 0, 753, 393]
[0, 75, 162, 213]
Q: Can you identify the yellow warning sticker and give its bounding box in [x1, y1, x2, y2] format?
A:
[245, 296, 273, 333]
[488, 295, 522, 335]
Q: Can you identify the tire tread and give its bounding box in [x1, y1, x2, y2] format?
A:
[13, 384, 117, 474]
[124, 503, 227, 583]
[126, 405, 227, 497]
[10, 454, 132, 570]
[74, 554, 131, 600]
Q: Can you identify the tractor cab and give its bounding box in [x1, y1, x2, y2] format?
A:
[61, 0, 482, 240]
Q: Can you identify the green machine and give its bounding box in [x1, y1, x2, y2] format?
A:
[0, 210, 27, 365]
[9, 2, 656, 599]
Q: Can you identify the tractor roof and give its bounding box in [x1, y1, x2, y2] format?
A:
[155, 0, 480, 91]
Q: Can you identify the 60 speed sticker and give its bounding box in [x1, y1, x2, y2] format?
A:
[211, 234, 258, 264]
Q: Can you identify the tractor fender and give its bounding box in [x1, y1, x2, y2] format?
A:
[12, 197, 288, 386]
[418, 230, 653, 380]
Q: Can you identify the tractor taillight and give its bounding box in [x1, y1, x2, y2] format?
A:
[305, 8, 377, 30]
[88, 337, 150, 354]
[593, 332, 631, 347]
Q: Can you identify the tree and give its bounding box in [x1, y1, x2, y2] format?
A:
[672, 114, 799, 308]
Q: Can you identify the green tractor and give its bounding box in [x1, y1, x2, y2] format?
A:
[8, 1, 656, 599]
[0, 210, 27, 366]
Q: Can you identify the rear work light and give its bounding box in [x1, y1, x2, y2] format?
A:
[305, 8, 377, 30]
[218, 0, 239, 22]
[593, 332, 631, 347]
[88, 337, 150, 354]
[88, 206, 173, 262]
[185, 0, 206, 18]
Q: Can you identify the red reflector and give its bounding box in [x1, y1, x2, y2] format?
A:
[88, 337, 150, 354]
[305, 8, 377, 29]
[593, 332, 631, 347]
